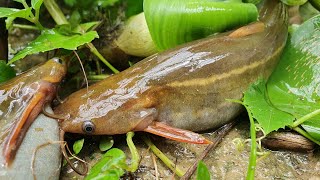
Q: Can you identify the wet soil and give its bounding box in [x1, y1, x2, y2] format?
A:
[60, 117, 320, 179]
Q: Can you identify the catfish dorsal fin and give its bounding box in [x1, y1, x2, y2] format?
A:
[229, 22, 265, 38]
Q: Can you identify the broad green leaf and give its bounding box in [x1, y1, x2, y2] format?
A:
[0, 61, 16, 83]
[243, 79, 294, 135]
[280, 0, 307, 6]
[196, 161, 210, 180]
[99, 136, 114, 152]
[144, 0, 258, 50]
[0, 7, 32, 19]
[267, 14, 320, 140]
[85, 148, 128, 180]
[8, 29, 99, 64]
[73, 138, 84, 154]
[31, 0, 44, 10]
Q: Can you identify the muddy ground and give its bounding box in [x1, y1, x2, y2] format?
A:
[60, 117, 320, 179]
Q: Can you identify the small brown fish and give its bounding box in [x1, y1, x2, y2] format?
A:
[0, 58, 66, 166]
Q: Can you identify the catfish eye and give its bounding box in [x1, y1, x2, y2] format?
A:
[52, 57, 63, 64]
[82, 121, 95, 134]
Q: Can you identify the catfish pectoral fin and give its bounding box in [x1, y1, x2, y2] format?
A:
[3, 91, 46, 166]
[144, 122, 212, 144]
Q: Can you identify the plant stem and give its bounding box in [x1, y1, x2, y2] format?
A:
[21, 0, 31, 11]
[43, 0, 68, 25]
[87, 43, 119, 74]
[34, 9, 42, 29]
[88, 75, 109, 80]
[228, 99, 257, 179]
[126, 132, 140, 172]
[20, 0, 44, 29]
[292, 109, 320, 128]
[32, 21, 44, 30]
[13, 24, 39, 31]
[141, 136, 185, 177]
[293, 127, 320, 146]
[246, 106, 257, 180]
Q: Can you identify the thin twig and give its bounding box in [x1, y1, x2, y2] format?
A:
[180, 121, 236, 180]
[151, 153, 159, 180]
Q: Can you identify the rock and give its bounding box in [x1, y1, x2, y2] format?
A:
[0, 107, 61, 180]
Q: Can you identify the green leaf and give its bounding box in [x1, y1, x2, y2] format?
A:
[124, 0, 143, 17]
[64, 0, 77, 7]
[301, 124, 320, 140]
[0, 7, 32, 19]
[280, 0, 307, 6]
[300, 3, 320, 22]
[267, 14, 320, 140]
[99, 136, 114, 152]
[144, 0, 258, 50]
[54, 24, 73, 36]
[73, 138, 84, 155]
[8, 28, 99, 64]
[243, 79, 294, 135]
[85, 148, 128, 180]
[242, 0, 262, 4]
[31, 0, 44, 10]
[0, 61, 16, 83]
[309, 0, 320, 11]
[69, 10, 81, 28]
[196, 161, 210, 180]
[95, 0, 119, 7]
[73, 21, 101, 34]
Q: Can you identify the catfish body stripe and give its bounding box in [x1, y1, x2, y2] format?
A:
[168, 43, 285, 88]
